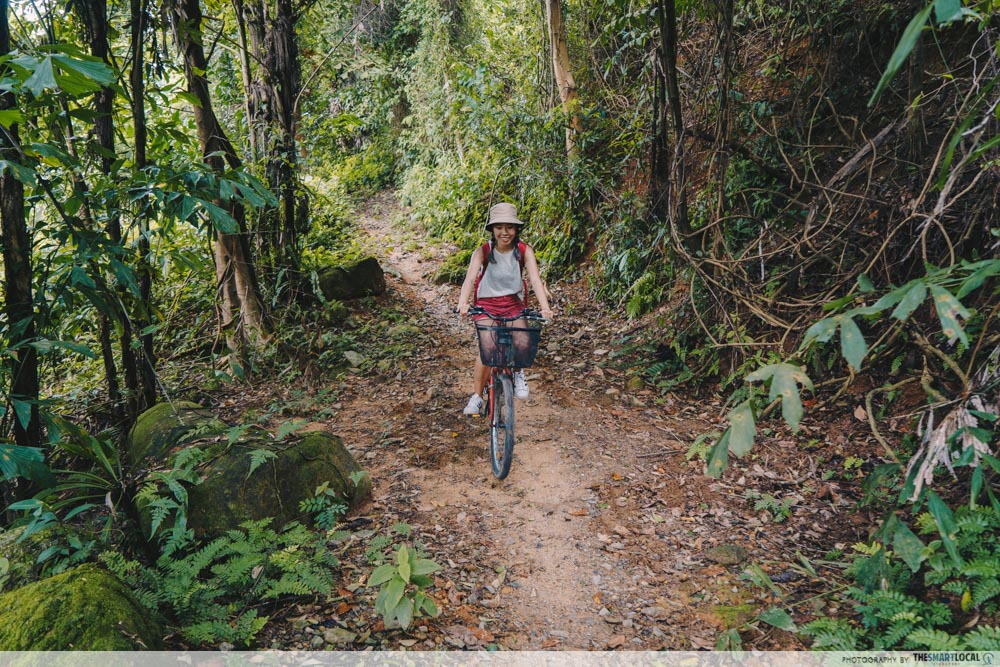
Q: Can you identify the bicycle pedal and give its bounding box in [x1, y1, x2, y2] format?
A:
[465, 412, 484, 418]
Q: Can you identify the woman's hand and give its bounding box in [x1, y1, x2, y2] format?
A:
[458, 301, 470, 316]
[541, 307, 553, 320]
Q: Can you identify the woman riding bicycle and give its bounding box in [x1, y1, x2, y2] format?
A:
[457, 202, 554, 415]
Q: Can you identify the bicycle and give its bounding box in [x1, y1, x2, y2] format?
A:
[466, 306, 546, 480]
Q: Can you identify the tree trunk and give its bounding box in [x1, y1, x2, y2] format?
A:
[168, 0, 271, 354]
[545, 0, 582, 158]
[710, 0, 734, 261]
[651, 0, 691, 246]
[237, 0, 303, 276]
[0, 0, 40, 448]
[129, 0, 158, 414]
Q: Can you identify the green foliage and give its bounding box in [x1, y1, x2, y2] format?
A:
[100, 519, 338, 647]
[802, 503, 1000, 650]
[367, 544, 441, 630]
[298, 481, 349, 531]
[744, 491, 795, 523]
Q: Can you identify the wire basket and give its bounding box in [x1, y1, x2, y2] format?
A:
[475, 323, 543, 368]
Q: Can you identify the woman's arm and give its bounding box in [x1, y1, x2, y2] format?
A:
[524, 247, 553, 319]
[457, 249, 485, 315]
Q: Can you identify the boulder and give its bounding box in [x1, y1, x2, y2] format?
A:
[316, 256, 386, 301]
[128, 403, 372, 540]
[0, 564, 163, 650]
[125, 400, 226, 467]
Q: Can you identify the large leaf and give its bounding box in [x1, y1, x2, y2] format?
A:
[51, 53, 115, 87]
[933, 0, 963, 23]
[0, 443, 46, 481]
[868, 3, 934, 105]
[927, 490, 963, 568]
[929, 284, 970, 345]
[727, 400, 756, 456]
[839, 316, 867, 370]
[757, 607, 797, 632]
[891, 519, 927, 572]
[0, 159, 36, 185]
[23, 57, 58, 96]
[706, 428, 731, 479]
[746, 363, 813, 432]
[891, 281, 927, 321]
[367, 564, 396, 588]
[802, 316, 839, 346]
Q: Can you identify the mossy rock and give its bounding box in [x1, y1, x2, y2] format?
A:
[182, 430, 372, 538]
[316, 256, 386, 301]
[129, 402, 372, 540]
[0, 525, 76, 594]
[703, 545, 749, 565]
[126, 400, 227, 467]
[0, 564, 163, 650]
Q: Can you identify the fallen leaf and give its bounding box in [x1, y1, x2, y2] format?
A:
[607, 635, 626, 649]
[568, 509, 589, 516]
[854, 405, 867, 421]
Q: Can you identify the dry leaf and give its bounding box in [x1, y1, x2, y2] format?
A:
[854, 405, 867, 421]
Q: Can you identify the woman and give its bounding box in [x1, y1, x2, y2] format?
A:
[457, 202, 554, 415]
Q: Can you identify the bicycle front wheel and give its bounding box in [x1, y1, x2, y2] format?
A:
[489, 374, 516, 480]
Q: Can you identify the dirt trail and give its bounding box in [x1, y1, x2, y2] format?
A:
[320, 192, 840, 650]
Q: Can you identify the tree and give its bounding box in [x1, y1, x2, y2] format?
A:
[650, 0, 690, 245]
[545, 0, 581, 159]
[168, 0, 271, 356]
[0, 0, 41, 449]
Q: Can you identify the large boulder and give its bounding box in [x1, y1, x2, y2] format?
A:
[0, 564, 163, 650]
[316, 256, 386, 301]
[127, 403, 372, 540]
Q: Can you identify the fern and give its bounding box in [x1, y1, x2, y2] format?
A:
[246, 448, 278, 478]
[800, 618, 861, 650]
[963, 625, 1000, 650]
[972, 577, 1000, 606]
[906, 627, 963, 650]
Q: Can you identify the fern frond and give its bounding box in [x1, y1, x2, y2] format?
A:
[906, 627, 963, 650]
[963, 625, 1000, 650]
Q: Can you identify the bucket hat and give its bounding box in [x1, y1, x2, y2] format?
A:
[485, 202, 525, 232]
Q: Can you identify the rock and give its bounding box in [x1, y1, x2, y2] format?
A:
[0, 564, 163, 650]
[128, 403, 372, 540]
[343, 350, 366, 367]
[323, 627, 357, 645]
[316, 257, 386, 301]
[703, 545, 749, 565]
[125, 400, 226, 466]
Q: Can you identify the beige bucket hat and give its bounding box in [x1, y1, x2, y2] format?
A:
[484, 202, 525, 232]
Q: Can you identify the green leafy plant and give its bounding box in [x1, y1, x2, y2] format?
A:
[367, 544, 441, 630]
[801, 502, 1000, 650]
[745, 490, 795, 523]
[298, 481, 349, 531]
[100, 519, 338, 647]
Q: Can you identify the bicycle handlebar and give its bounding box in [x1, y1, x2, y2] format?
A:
[465, 306, 548, 323]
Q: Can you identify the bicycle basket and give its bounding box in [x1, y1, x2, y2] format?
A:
[475, 323, 542, 368]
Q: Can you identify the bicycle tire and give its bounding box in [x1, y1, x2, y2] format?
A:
[489, 374, 516, 480]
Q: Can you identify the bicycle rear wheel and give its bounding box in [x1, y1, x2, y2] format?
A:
[489, 374, 516, 480]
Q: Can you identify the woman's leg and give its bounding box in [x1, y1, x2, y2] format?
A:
[473, 356, 489, 395]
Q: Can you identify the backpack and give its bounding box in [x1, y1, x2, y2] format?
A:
[473, 240, 529, 306]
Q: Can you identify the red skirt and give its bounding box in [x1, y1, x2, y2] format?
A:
[474, 294, 525, 321]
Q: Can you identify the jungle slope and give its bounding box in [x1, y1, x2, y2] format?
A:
[234, 191, 890, 652]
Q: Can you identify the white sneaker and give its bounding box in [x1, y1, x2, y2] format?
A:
[513, 370, 529, 400]
[463, 393, 484, 415]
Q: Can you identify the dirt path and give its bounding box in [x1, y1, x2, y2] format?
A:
[306, 192, 858, 651]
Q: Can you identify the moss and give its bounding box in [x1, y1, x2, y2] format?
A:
[185, 430, 372, 537]
[0, 564, 163, 650]
[126, 401, 227, 466]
